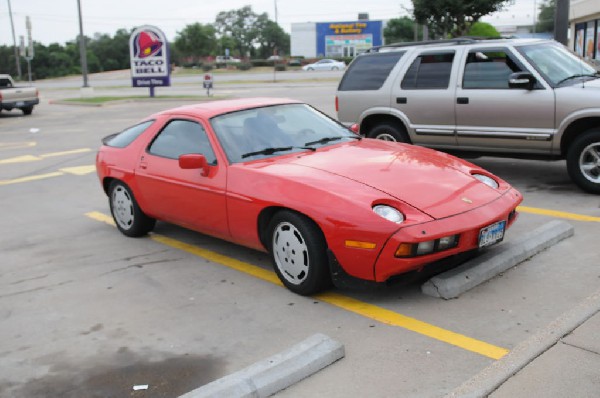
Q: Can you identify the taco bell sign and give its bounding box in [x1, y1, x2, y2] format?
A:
[129, 25, 170, 89]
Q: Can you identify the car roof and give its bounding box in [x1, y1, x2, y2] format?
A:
[149, 97, 303, 119]
[367, 37, 551, 54]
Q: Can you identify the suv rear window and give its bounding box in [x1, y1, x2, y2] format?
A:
[338, 52, 405, 91]
[401, 51, 455, 89]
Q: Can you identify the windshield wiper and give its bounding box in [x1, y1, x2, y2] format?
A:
[304, 135, 360, 147]
[556, 73, 600, 85]
[241, 146, 315, 159]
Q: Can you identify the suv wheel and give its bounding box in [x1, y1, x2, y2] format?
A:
[566, 129, 600, 194]
[368, 122, 409, 143]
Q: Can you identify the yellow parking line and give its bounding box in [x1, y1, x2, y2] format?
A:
[518, 205, 600, 223]
[59, 165, 97, 175]
[0, 172, 64, 186]
[85, 210, 508, 360]
[40, 148, 92, 158]
[0, 141, 36, 150]
[0, 155, 41, 165]
[315, 292, 508, 359]
[0, 148, 91, 165]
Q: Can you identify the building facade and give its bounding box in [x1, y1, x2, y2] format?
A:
[570, 0, 600, 60]
[291, 20, 384, 58]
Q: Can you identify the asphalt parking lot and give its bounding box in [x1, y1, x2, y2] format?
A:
[1, 79, 599, 397]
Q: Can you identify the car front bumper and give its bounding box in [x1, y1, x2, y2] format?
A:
[373, 188, 522, 282]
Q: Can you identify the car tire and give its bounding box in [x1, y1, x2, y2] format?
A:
[368, 122, 410, 143]
[22, 106, 33, 115]
[332, 66, 339, 71]
[566, 129, 600, 194]
[307, 67, 314, 71]
[109, 181, 156, 237]
[267, 210, 331, 295]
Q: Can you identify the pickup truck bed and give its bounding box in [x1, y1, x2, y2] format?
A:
[0, 74, 39, 115]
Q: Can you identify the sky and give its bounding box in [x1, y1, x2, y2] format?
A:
[1, 0, 540, 47]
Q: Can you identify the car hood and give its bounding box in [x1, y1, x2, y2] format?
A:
[278, 140, 505, 219]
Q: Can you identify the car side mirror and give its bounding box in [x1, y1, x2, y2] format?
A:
[350, 123, 360, 135]
[508, 72, 536, 90]
[179, 153, 210, 176]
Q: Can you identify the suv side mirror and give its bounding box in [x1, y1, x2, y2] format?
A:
[179, 153, 210, 176]
[509, 72, 536, 90]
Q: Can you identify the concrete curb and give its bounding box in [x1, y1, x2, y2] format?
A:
[421, 220, 574, 299]
[179, 333, 344, 398]
[444, 287, 600, 397]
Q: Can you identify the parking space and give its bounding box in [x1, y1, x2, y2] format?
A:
[1, 96, 599, 397]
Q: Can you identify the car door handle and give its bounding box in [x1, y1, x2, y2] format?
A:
[457, 97, 469, 104]
[139, 161, 147, 170]
[396, 97, 407, 104]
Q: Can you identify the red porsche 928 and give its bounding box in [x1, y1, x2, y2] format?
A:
[96, 98, 522, 295]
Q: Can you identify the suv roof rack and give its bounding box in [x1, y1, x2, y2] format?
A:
[366, 37, 504, 53]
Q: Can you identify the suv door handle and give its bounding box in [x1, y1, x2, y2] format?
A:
[457, 97, 469, 104]
[396, 97, 407, 104]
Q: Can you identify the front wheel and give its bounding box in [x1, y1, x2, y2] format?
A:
[367, 122, 409, 143]
[109, 181, 156, 237]
[566, 129, 600, 194]
[267, 210, 331, 295]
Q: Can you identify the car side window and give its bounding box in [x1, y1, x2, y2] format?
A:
[338, 52, 405, 91]
[401, 51, 455, 89]
[148, 119, 217, 165]
[463, 49, 524, 89]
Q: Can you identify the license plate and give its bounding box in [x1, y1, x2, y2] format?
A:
[16, 101, 24, 107]
[478, 220, 506, 248]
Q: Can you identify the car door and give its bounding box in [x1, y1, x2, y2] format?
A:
[455, 47, 555, 152]
[391, 50, 459, 148]
[135, 117, 229, 239]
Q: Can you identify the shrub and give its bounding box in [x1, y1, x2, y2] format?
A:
[274, 64, 286, 71]
[237, 62, 252, 71]
[202, 64, 214, 72]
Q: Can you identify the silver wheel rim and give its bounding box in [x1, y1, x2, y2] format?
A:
[272, 221, 309, 285]
[111, 185, 134, 230]
[376, 133, 397, 142]
[579, 142, 600, 183]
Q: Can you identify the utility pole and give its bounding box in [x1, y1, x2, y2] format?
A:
[7, 0, 22, 79]
[77, 0, 89, 87]
[554, 0, 569, 45]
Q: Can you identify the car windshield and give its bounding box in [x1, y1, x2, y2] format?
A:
[210, 103, 357, 163]
[516, 42, 599, 86]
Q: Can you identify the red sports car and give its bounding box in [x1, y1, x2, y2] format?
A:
[96, 98, 522, 295]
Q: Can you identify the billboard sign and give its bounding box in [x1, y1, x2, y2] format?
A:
[129, 25, 170, 88]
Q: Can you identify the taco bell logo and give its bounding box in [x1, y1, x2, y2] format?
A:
[134, 31, 163, 58]
[129, 25, 170, 87]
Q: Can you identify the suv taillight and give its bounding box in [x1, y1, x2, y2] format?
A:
[335, 96, 339, 112]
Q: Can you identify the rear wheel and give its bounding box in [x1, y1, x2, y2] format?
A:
[367, 122, 409, 143]
[566, 129, 600, 194]
[22, 106, 33, 115]
[267, 210, 330, 295]
[109, 181, 156, 237]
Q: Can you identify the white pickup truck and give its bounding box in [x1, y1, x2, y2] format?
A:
[0, 74, 39, 115]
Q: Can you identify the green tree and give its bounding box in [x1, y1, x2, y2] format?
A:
[214, 5, 261, 57]
[384, 16, 422, 43]
[254, 18, 290, 58]
[412, 0, 511, 37]
[174, 23, 217, 63]
[467, 21, 500, 37]
[535, 0, 555, 33]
